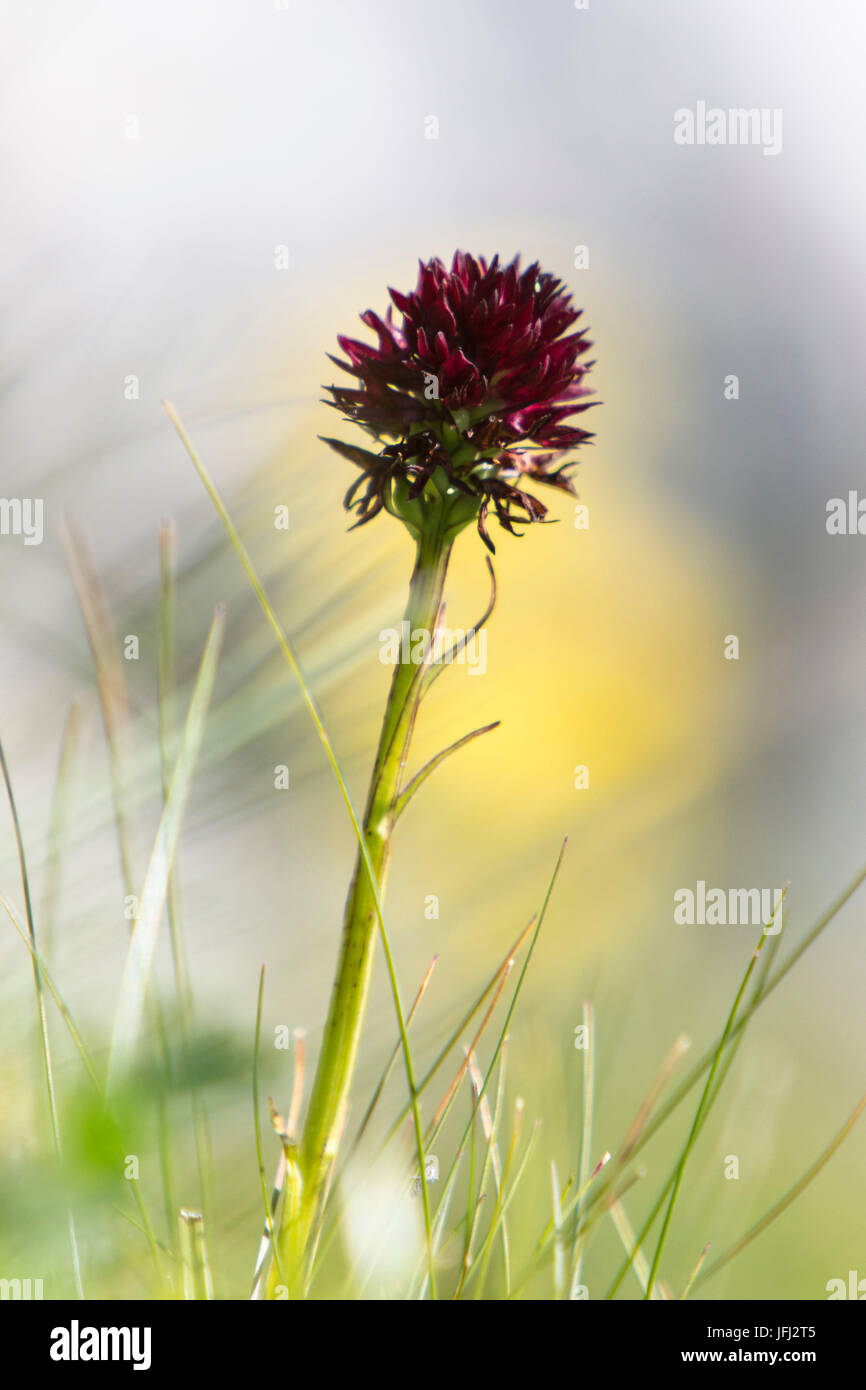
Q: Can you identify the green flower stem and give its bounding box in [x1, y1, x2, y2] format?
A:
[280, 523, 455, 1280]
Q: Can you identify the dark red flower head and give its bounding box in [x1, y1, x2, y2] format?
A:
[323, 252, 596, 551]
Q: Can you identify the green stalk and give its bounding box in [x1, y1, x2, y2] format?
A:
[290, 525, 454, 1265]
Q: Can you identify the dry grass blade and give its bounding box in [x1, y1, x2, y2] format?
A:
[608, 1197, 668, 1299]
[158, 517, 193, 1017]
[107, 608, 225, 1090]
[287, 1027, 307, 1139]
[681, 1241, 711, 1299]
[387, 915, 535, 1141]
[39, 703, 82, 964]
[464, 1045, 511, 1291]
[354, 958, 437, 1150]
[455, 1062, 483, 1296]
[62, 517, 137, 897]
[617, 1033, 692, 1167]
[427, 960, 514, 1142]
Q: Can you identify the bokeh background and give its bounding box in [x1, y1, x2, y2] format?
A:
[1, 0, 865, 1299]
